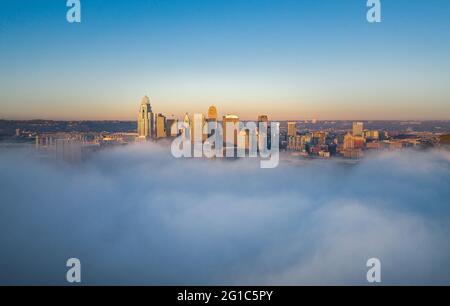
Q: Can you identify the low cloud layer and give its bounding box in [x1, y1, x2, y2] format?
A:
[0, 144, 450, 285]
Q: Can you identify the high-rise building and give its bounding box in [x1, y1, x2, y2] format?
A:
[191, 113, 205, 142]
[183, 113, 191, 140]
[343, 132, 365, 159]
[363, 130, 380, 140]
[156, 114, 166, 139]
[165, 118, 177, 137]
[238, 129, 250, 150]
[343, 133, 354, 150]
[183, 113, 190, 125]
[257, 115, 268, 124]
[206, 106, 218, 138]
[353, 122, 364, 137]
[288, 135, 307, 152]
[257, 115, 269, 132]
[137, 96, 154, 140]
[257, 115, 269, 151]
[344, 133, 365, 150]
[288, 122, 297, 137]
[207, 106, 218, 122]
[312, 131, 327, 145]
[223, 114, 239, 147]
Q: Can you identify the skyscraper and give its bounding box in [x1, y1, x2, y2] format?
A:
[223, 114, 239, 148]
[166, 118, 177, 137]
[137, 96, 154, 140]
[205, 106, 219, 139]
[207, 106, 218, 122]
[183, 113, 190, 125]
[238, 129, 250, 151]
[191, 113, 205, 143]
[353, 122, 364, 137]
[344, 133, 365, 150]
[258, 115, 268, 125]
[288, 122, 297, 137]
[183, 113, 191, 140]
[258, 115, 269, 151]
[343, 133, 354, 150]
[156, 113, 166, 139]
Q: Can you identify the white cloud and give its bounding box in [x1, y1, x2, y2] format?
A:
[0, 144, 449, 285]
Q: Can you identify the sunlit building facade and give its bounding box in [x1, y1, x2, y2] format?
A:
[223, 114, 239, 148]
[352, 122, 364, 137]
[288, 122, 297, 137]
[156, 114, 166, 139]
[166, 118, 178, 137]
[191, 113, 205, 142]
[207, 106, 218, 122]
[137, 96, 154, 140]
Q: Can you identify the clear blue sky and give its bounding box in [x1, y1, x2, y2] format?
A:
[1, 0, 450, 120]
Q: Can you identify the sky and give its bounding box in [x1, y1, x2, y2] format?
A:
[0, 0, 450, 120]
[1, 144, 450, 285]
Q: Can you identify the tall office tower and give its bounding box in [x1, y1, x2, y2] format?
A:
[343, 133, 354, 150]
[207, 106, 218, 122]
[191, 113, 205, 143]
[258, 115, 269, 134]
[137, 96, 154, 140]
[183, 113, 190, 125]
[288, 122, 297, 137]
[156, 114, 167, 139]
[223, 114, 239, 148]
[363, 130, 380, 140]
[257, 115, 269, 150]
[353, 122, 364, 137]
[344, 133, 365, 149]
[238, 129, 250, 151]
[312, 131, 327, 146]
[165, 118, 177, 137]
[183, 113, 191, 139]
[205, 106, 219, 138]
[258, 115, 268, 125]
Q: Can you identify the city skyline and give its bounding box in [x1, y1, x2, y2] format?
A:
[1, 0, 450, 121]
[20, 96, 447, 165]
